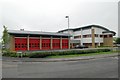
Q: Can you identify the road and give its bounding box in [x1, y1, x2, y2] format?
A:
[2, 56, 118, 78]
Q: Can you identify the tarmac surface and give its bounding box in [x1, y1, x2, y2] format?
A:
[2, 54, 118, 78]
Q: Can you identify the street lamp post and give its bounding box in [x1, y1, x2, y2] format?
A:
[65, 16, 70, 49]
[65, 16, 70, 34]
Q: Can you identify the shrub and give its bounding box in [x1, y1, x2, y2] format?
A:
[116, 37, 120, 44]
[2, 48, 112, 58]
[2, 52, 11, 56]
[2, 50, 29, 57]
[2, 51, 17, 57]
[28, 48, 111, 58]
[29, 52, 50, 58]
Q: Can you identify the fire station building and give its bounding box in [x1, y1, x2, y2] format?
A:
[8, 30, 71, 51]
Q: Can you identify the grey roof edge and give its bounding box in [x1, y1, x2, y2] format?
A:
[102, 31, 116, 36]
[58, 24, 115, 33]
[73, 25, 110, 31]
[8, 30, 72, 37]
[58, 29, 73, 33]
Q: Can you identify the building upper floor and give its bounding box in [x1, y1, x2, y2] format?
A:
[58, 25, 116, 40]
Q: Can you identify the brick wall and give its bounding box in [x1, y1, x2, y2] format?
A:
[9, 35, 15, 51]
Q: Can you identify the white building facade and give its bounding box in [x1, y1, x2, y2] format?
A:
[58, 25, 116, 48]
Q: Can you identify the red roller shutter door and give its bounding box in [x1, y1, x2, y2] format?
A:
[42, 39, 50, 50]
[52, 39, 60, 49]
[15, 38, 27, 51]
[29, 38, 40, 50]
[62, 39, 68, 49]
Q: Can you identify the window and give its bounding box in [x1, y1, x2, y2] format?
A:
[100, 35, 103, 37]
[104, 35, 108, 38]
[83, 35, 87, 38]
[109, 34, 112, 37]
[88, 34, 91, 37]
[15, 45, 17, 48]
[95, 34, 98, 37]
[74, 35, 81, 39]
[83, 34, 91, 38]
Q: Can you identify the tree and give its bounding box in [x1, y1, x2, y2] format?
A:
[2, 25, 9, 49]
[113, 37, 117, 42]
[115, 37, 120, 44]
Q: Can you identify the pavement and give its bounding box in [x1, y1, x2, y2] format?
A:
[2, 53, 119, 62]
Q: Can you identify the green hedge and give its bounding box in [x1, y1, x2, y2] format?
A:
[28, 49, 111, 58]
[2, 49, 111, 58]
[2, 51, 17, 57]
[2, 51, 28, 57]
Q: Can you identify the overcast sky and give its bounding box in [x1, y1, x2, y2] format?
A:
[1, 0, 119, 40]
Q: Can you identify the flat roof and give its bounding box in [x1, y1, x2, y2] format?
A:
[8, 30, 72, 37]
